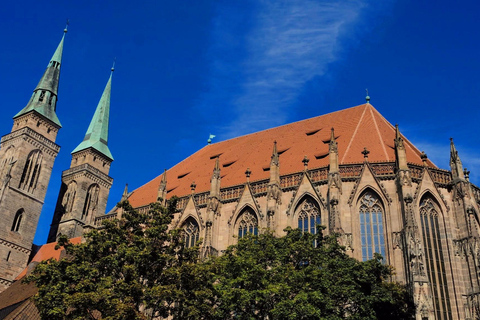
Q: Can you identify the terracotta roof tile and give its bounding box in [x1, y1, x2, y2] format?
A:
[128, 104, 436, 207]
[15, 237, 82, 280]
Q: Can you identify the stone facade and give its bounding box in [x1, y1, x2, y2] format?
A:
[48, 148, 113, 242]
[112, 112, 480, 320]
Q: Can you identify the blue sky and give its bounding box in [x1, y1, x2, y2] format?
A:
[1, 0, 479, 244]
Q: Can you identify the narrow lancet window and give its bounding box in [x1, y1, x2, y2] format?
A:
[19, 150, 42, 193]
[359, 191, 385, 261]
[11, 209, 24, 232]
[81, 184, 100, 222]
[420, 198, 452, 320]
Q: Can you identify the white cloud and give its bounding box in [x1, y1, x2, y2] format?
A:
[198, 0, 395, 140]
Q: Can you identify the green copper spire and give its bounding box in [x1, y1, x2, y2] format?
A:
[13, 26, 68, 127]
[71, 68, 114, 160]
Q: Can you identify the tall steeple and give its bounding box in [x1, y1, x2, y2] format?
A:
[71, 68, 114, 160]
[13, 27, 67, 127]
[48, 67, 115, 243]
[0, 26, 67, 292]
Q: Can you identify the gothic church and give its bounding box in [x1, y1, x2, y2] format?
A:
[1, 28, 480, 320]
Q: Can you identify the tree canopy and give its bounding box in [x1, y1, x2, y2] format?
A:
[26, 201, 414, 319]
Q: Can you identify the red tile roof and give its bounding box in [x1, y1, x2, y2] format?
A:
[15, 237, 82, 280]
[128, 104, 435, 207]
[0, 237, 82, 319]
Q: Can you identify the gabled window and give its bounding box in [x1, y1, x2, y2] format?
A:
[359, 191, 385, 261]
[182, 217, 200, 248]
[19, 150, 43, 193]
[11, 209, 24, 232]
[297, 197, 321, 235]
[237, 208, 258, 239]
[420, 197, 452, 320]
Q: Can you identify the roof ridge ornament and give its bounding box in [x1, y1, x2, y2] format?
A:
[365, 89, 370, 104]
[207, 134, 216, 145]
[362, 147, 370, 160]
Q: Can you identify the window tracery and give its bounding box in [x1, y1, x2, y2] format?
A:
[420, 197, 452, 320]
[237, 208, 258, 239]
[359, 191, 385, 261]
[82, 184, 100, 222]
[19, 150, 42, 193]
[62, 181, 77, 214]
[297, 197, 321, 235]
[182, 217, 200, 248]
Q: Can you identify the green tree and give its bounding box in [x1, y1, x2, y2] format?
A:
[210, 227, 414, 320]
[28, 202, 413, 320]
[26, 199, 216, 320]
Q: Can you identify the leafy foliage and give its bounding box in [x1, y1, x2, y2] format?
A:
[211, 227, 414, 320]
[26, 199, 214, 320]
[27, 203, 414, 320]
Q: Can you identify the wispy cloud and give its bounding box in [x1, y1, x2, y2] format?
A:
[200, 0, 372, 139]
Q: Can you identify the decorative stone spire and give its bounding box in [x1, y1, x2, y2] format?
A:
[209, 157, 221, 197]
[328, 127, 342, 233]
[121, 183, 128, 201]
[157, 169, 167, 203]
[394, 125, 412, 187]
[394, 124, 409, 171]
[71, 68, 114, 160]
[207, 157, 221, 214]
[269, 141, 280, 184]
[329, 128, 339, 173]
[267, 141, 282, 220]
[450, 138, 465, 180]
[14, 27, 68, 127]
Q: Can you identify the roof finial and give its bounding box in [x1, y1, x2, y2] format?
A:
[64, 19, 69, 33]
[208, 134, 216, 145]
[365, 89, 370, 104]
[362, 147, 370, 160]
[111, 58, 116, 73]
[245, 167, 251, 182]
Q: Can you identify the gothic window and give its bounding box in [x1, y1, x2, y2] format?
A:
[19, 150, 43, 193]
[11, 209, 24, 232]
[297, 197, 321, 235]
[39, 90, 45, 102]
[81, 184, 100, 222]
[237, 208, 258, 239]
[0, 146, 16, 179]
[182, 217, 200, 248]
[359, 191, 385, 261]
[62, 181, 77, 214]
[420, 198, 452, 320]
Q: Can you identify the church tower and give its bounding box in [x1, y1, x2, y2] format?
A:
[0, 28, 66, 290]
[48, 69, 114, 242]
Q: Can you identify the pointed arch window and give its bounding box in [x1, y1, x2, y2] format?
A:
[359, 191, 385, 261]
[297, 197, 321, 235]
[420, 198, 452, 320]
[62, 181, 77, 214]
[237, 208, 258, 239]
[0, 146, 16, 177]
[182, 217, 200, 248]
[11, 209, 24, 232]
[19, 150, 43, 193]
[82, 184, 100, 222]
